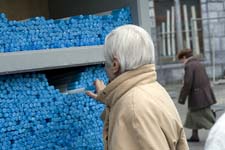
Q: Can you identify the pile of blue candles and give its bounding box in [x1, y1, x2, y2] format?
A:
[0, 7, 131, 149]
[0, 66, 108, 149]
[0, 7, 132, 53]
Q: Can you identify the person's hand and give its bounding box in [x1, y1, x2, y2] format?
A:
[86, 79, 106, 100]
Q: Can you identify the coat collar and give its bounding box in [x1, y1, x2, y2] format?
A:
[185, 56, 198, 64]
[96, 64, 157, 107]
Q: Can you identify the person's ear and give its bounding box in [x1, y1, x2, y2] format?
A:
[112, 57, 120, 74]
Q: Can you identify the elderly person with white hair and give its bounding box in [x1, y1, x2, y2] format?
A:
[205, 112, 225, 150]
[86, 24, 189, 150]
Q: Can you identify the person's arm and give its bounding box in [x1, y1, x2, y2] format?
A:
[178, 64, 193, 104]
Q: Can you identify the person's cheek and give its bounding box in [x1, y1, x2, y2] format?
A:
[105, 67, 111, 80]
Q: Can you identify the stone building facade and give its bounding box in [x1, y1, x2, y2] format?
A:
[149, 0, 225, 84]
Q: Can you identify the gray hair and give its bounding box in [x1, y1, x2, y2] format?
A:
[104, 24, 155, 73]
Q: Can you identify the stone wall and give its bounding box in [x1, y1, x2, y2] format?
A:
[200, 0, 225, 82]
[201, 0, 225, 64]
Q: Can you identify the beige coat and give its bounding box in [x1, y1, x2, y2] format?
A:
[97, 64, 189, 150]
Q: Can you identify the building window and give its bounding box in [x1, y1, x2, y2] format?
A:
[154, 0, 202, 63]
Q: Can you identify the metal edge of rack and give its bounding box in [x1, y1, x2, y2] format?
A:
[0, 45, 105, 75]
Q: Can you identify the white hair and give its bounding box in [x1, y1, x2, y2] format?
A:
[104, 24, 155, 73]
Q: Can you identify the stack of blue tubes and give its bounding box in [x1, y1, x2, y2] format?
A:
[0, 6, 132, 150]
[0, 65, 107, 149]
[0, 7, 132, 53]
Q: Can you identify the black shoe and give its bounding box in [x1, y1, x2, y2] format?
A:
[187, 138, 200, 142]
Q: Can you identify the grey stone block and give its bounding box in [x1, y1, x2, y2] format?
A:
[208, 22, 224, 37]
[208, 2, 224, 12]
[201, 4, 207, 12]
[215, 51, 225, 63]
[209, 12, 218, 18]
[202, 12, 208, 18]
[221, 37, 225, 51]
[217, 24, 225, 37]
[218, 11, 225, 18]
[202, 20, 210, 38]
[211, 37, 221, 51]
[204, 51, 211, 62]
[224, 1, 225, 10]
[209, 21, 221, 34]
[203, 37, 210, 51]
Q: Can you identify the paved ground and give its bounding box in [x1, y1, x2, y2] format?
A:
[164, 82, 225, 150]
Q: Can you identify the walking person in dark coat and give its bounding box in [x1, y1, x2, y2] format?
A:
[177, 49, 217, 142]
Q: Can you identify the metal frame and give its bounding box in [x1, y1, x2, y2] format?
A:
[0, 46, 104, 75]
[0, 0, 151, 75]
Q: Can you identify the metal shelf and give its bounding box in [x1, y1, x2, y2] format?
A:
[0, 46, 105, 75]
[0, 0, 151, 75]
